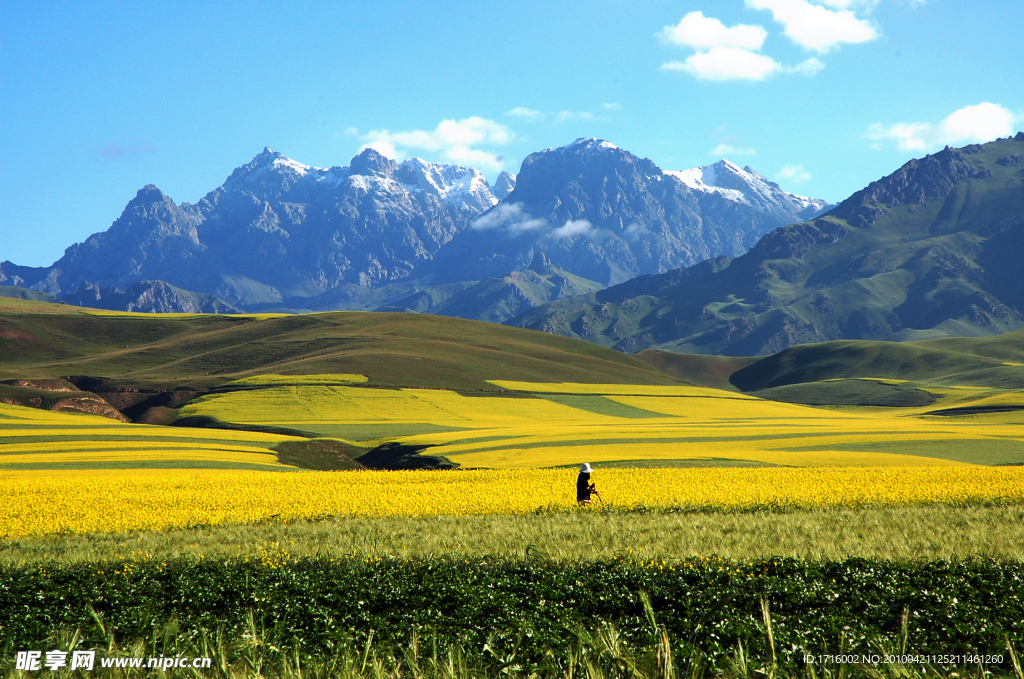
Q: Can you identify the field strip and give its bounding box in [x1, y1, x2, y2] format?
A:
[2, 466, 1022, 538]
[228, 373, 368, 385]
[443, 444, 969, 468]
[487, 381, 762, 398]
[0, 450, 285, 465]
[0, 426, 295, 441]
[0, 434, 289, 447]
[0, 407, 121, 424]
[0, 461, 295, 472]
[0, 441, 278, 454]
[428, 431, 976, 456]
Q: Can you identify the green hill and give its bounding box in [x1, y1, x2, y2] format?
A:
[0, 296, 679, 393]
[513, 135, 1024, 356]
[637, 330, 1024, 407]
[0, 285, 65, 304]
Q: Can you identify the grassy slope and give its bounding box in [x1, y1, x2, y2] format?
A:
[513, 137, 1024, 356]
[636, 331, 1024, 410]
[6, 505, 1024, 564]
[634, 349, 756, 392]
[0, 297, 679, 391]
[0, 285, 65, 304]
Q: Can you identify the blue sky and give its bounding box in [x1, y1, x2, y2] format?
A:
[2, 0, 1022, 267]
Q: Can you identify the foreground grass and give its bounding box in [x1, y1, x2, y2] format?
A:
[6, 505, 1024, 565]
[3, 554, 1024, 677]
[2, 611, 1018, 679]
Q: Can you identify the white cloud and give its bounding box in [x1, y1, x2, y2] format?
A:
[745, 0, 877, 53]
[472, 203, 547, 233]
[361, 116, 515, 173]
[818, 0, 875, 8]
[866, 102, 1017, 152]
[602, 102, 622, 111]
[659, 11, 768, 50]
[551, 219, 593, 239]
[789, 57, 826, 75]
[658, 10, 826, 82]
[472, 207, 596, 241]
[553, 110, 598, 124]
[662, 46, 782, 81]
[506, 107, 544, 122]
[711, 143, 757, 157]
[624, 223, 647, 241]
[776, 164, 812, 183]
[343, 126, 359, 136]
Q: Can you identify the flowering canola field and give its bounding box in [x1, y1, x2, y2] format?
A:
[4, 465, 1024, 538]
[181, 380, 1024, 468]
[0, 403, 298, 471]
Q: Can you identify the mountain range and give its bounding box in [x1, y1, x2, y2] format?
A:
[512, 133, 1024, 355]
[1, 140, 829, 323]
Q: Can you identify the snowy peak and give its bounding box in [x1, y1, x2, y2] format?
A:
[349, 147, 397, 178]
[216, 147, 498, 212]
[394, 158, 497, 211]
[557, 138, 621, 156]
[665, 159, 831, 220]
[223, 147, 330, 195]
[493, 171, 516, 200]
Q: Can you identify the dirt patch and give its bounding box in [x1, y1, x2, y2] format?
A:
[0, 328, 32, 340]
[50, 397, 130, 422]
[1, 378, 79, 392]
[99, 390, 155, 411]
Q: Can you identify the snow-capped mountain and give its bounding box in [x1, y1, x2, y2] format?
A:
[13, 148, 501, 306]
[221, 147, 497, 212]
[3, 139, 832, 313]
[422, 138, 833, 286]
[665, 159, 830, 222]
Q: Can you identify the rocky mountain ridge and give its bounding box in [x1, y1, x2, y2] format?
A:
[422, 138, 833, 287]
[511, 134, 1024, 355]
[2, 140, 830, 315]
[3, 148, 500, 307]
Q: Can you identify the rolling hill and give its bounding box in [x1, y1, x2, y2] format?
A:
[513, 134, 1024, 355]
[0, 296, 681, 396]
[636, 329, 1024, 408]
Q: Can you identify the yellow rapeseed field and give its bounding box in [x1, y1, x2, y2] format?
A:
[182, 380, 1024, 468]
[487, 381, 761, 399]
[3, 466, 1024, 538]
[0, 403, 297, 471]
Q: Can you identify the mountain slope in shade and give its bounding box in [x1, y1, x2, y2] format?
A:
[512, 134, 1024, 355]
[64, 280, 242, 314]
[5, 148, 499, 306]
[422, 138, 832, 287]
[379, 252, 604, 323]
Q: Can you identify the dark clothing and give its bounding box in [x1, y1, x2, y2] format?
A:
[577, 472, 593, 503]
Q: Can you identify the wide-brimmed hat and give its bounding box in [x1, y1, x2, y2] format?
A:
[580, 463, 593, 473]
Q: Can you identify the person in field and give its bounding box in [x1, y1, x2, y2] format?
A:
[577, 463, 596, 505]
